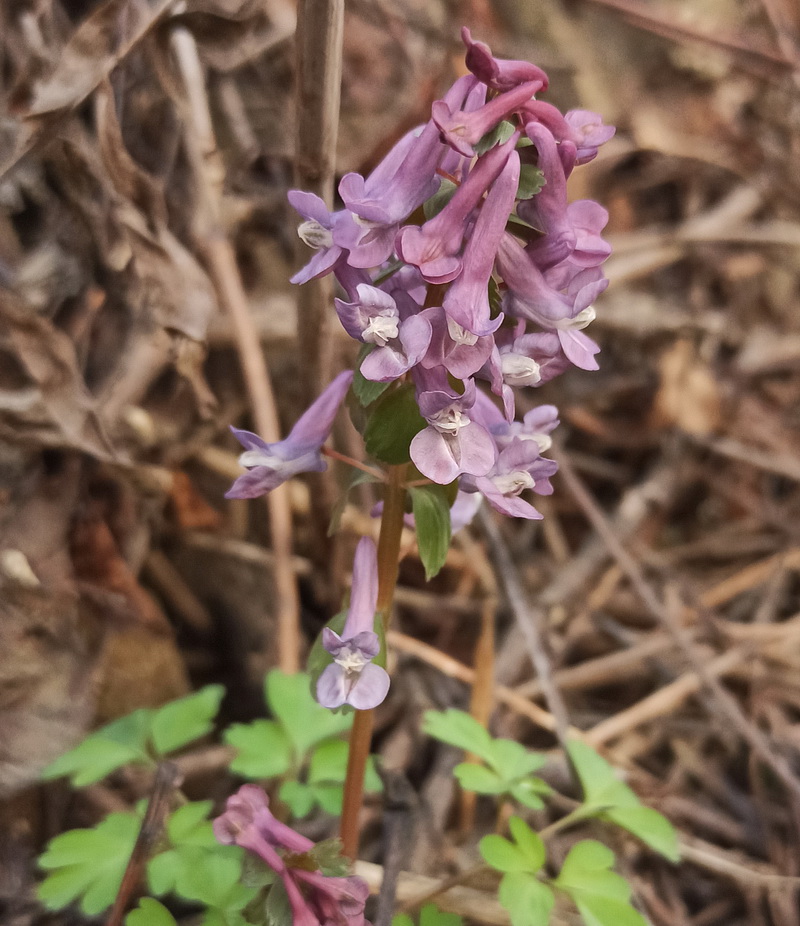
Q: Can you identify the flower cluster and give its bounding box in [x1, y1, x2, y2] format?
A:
[214, 785, 370, 926]
[284, 28, 613, 518]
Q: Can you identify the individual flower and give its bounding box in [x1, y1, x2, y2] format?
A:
[288, 191, 360, 285]
[442, 149, 520, 337]
[396, 131, 518, 284]
[225, 370, 354, 499]
[462, 438, 558, 519]
[334, 284, 432, 382]
[564, 109, 616, 164]
[432, 80, 541, 158]
[420, 307, 495, 380]
[317, 537, 390, 710]
[214, 785, 370, 926]
[461, 27, 549, 92]
[410, 377, 496, 484]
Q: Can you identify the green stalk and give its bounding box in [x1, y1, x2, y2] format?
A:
[340, 463, 407, 859]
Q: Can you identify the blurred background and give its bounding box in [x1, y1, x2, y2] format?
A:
[1, 0, 800, 923]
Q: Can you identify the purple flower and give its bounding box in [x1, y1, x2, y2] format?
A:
[396, 132, 518, 284]
[462, 438, 558, 520]
[335, 284, 432, 382]
[225, 371, 354, 499]
[564, 109, 616, 164]
[461, 27, 549, 92]
[410, 377, 496, 484]
[421, 307, 495, 380]
[317, 538, 390, 710]
[442, 150, 520, 337]
[432, 80, 541, 158]
[288, 191, 360, 285]
[214, 785, 370, 926]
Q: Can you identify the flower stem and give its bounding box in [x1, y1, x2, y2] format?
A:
[340, 463, 408, 858]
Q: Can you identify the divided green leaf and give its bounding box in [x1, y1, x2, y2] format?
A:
[567, 741, 679, 862]
[410, 483, 452, 579]
[393, 904, 463, 926]
[474, 120, 516, 156]
[499, 873, 554, 926]
[41, 709, 153, 786]
[516, 165, 546, 201]
[364, 384, 426, 465]
[38, 812, 140, 915]
[224, 720, 293, 779]
[126, 898, 178, 926]
[266, 670, 352, 761]
[554, 839, 646, 926]
[150, 685, 225, 756]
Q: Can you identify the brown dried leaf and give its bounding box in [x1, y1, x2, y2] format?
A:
[27, 0, 175, 117]
[651, 338, 723, 437]
[0, 292, 116, 457]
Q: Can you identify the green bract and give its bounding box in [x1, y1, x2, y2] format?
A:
[410, 483, 453, 579]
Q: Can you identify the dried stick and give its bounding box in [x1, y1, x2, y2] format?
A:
[478, 506, 571, 750]
[554, 447, 800, 807]
[105, 762, 181, 926]
[171, 26, 301, 672]
[294, 0, 344, 399]
[293, 0, 345, 600]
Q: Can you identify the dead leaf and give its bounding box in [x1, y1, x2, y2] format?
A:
[651, 338, 723, 437]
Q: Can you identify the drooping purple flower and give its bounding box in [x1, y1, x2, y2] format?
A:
[288, 191, 361, 285]
[410, 377, 496, 484]
[564, 109, 616, 164]
[442, 150, 520, 337]
[214, 785, 370, 926]
[317, 537, 390, 710]
[496, 233, 607, 369]
[462, 438, 558, 519]
[338, 76, 477, 253]
[396, 131, 518, 284]
[432, 80, 541, 158]
[225, 370, 354, 499]
[461, 27, 549, 92]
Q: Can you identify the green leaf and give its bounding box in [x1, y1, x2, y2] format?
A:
[172, 845, 252, 910]
[311, 783, 345, 815]
[410, 484, 452, 579]
[167, 801, 216, 847]
[422, 709, 494, 762]
[353, 345, 392, 407]
[150, 685, 225, 756]
[485, 738, 546, 780]
[498, 873, 554, 926]
[605, 806, 680, 863]
[364, 383, 425, 465]
[309, 837, 352, 877]
[308, 738, 349, 783]
[509, 779, 549, 810]
[38, 812, 140, 915]
[265, 878, 293, 926]
[394, 915, 415, 926]
[126, 898, 178, 926]
[479, 834, 531, 872]
[224, 720, 293, 779]
[419, 904, 464, 926]
[148, 848, 181, 896]
[554, 840, 646, 926]
[508, 817, 546, 871]
[424, 179, 459, 220]
[516, 165, 546, 201]
[279, 780, 317, 818]
[567, 741, 679, 861]
[474, 120, 515, 156]
[454, 762, 507, 794]
[266, 671, 352, 761]
[41, 710, 153, 786]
